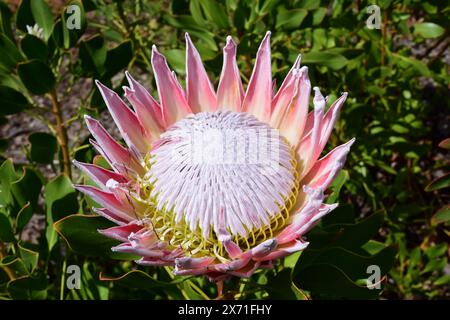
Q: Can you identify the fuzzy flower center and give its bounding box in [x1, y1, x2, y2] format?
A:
[138, 111, 299, 261]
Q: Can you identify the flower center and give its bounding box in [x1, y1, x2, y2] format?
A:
[138, 111, 299, 261]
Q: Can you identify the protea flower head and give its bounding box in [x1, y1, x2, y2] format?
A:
[74, 32, 355, 281]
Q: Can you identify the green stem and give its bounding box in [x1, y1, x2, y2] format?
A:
[48, 89, 72, 179]
[60, 259, 67, 300]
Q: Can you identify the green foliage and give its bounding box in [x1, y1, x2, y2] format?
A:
[54, 215, 137, 260]
[0, 0, 448, 300]
[28, 132, 57, 164]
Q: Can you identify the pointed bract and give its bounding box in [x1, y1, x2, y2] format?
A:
[185, 33, 217, 113]
[217, 36, 244, 111]
[151, 46, 192, 125]
[95, 81, 151, 155]
[242, 32, 272, 122]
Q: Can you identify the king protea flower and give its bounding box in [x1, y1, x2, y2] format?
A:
[74, 32, 355, 280]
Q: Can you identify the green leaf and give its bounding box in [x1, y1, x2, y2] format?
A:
[0, 211, 14, 242]
[79, 35, 107, 76]
[266, 269, 298, 300]
[322, 204, 355, 226]
[103, 40, 133, 78]
[165, 49, 186, 75]
[276, 9, 308, 30]
[362, 240, 387, 255]
[163, 15, 217, 51]
[432, 206, 450, 225]
[0, 2, 14, 40]
[20, 34, 48, 61]
[15, 202, 32, 231]
[190, 0, 229, 29]
[284, 251, 301, 269]
[11, 167, 42, 213]
[392, 53, 431, 77]
[425, 243, 447, 259]
[392, 124, 409, 134]
[0, 159, 20, 208]
[309, 212, 383, 251]
[312, 7, 327, 25]
[0, 33, 22, 73]
[99, 270, 185, 290]
[295, 246, 396, 280]
[293, 246, 396, 299]
[44, 175, 79, 251]
[30, 0, 54, 40]
[28, 132, 57, 164]
[1, 166, 42, 234]
[18, 60, 55, 95]
[18, 242, 39, 273]
[0, 85, 29, 116]
[326, 169, 348, 203]
[434, 274, 450, 286]
[425, 173, 450, 192]
[413, 22, 445, 39]
[180, 280, 210, 300]
[0, 256, 28, 278]
[52, 18, 76, 49]
[7, 272, 48, 299]
[422, 258, 447, 274]
[295, 263, 379, 299]
[54, 214, 138, 260]
[302, 51, 348, 70]
[297, 0, 321, 10]
[16, 0, 34, 33]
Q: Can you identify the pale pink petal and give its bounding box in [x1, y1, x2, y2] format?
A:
[217, 36, 244, 111]
[251, 238, 278, 259]
[93, 207, 131, 225]
[296, 87, 325, 176]
[151, 46, 192, 125]
[298, 203, 338, 236]
[217, 208, 243, 259]
[173, 266, 211, 276]
[175, 256, 215, 269]
[255, 240, 309, 261]
[95, 80, 150, 155]
[74, 185, 134, 221]
[124, 71, 166, 133]
[213, 253, 252, 273]
[271, 54, 301, 111]
[227, 261, 260, 278]
[302, 110, 314, 138]
[279, 66, 311, 148]
[84, 115, 144, 176]
[301, 93, 348, 153]
[98, 222, 143, 242]
[72, 160, 127, 190]
[277, 186, 325, 244]
[317, 92, 348, 152]
[111, 242, 165, 258]
[270, 59, 303, 128]
[185, 33, 217, 113]
[302, 138, 355, 189]
[136, 257, 172, 267]
[242, 31, 272, 122]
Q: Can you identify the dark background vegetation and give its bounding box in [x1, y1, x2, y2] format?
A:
[0, 0, 449, 299]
